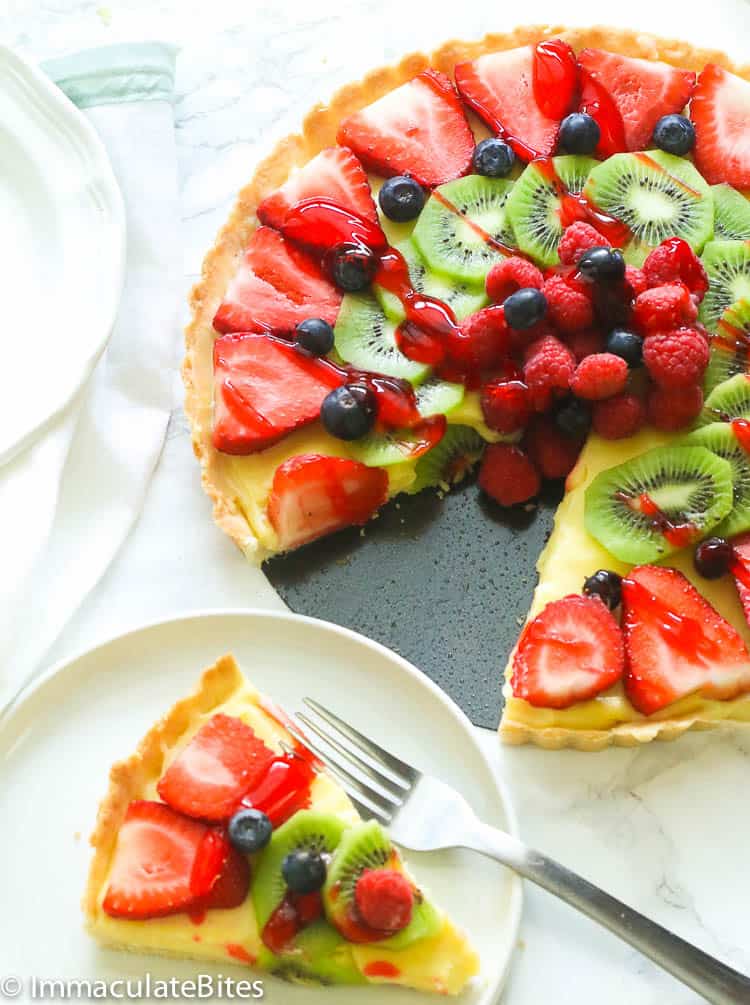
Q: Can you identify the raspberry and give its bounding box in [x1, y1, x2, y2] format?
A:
[544, 274, 595, 333]
[571, 353, 629, 401]
[624, 265, 649, 298]
[642, 328, 710, 388]
[564, 328, 605, 363]
[632, 283, 698, 334]
[480, 379, 530, 433]
[592, 393, 646, 439]
[558, 222, 611, 266]
[522, 335, 576, 410]
[453, 304, 509, 370]
[647, 384, 704, 430]
[643, 237, 709, 300]
[478, 444, 540, 506]
[355, 870, 413, 933]
[509, 318, 555, 353]
[524, 416, 583, 479]
[486, 256, 544, 302]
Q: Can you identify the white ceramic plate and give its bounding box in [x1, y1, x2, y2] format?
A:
[0, 47, 125, 464]
[0, 610, 522, 1004]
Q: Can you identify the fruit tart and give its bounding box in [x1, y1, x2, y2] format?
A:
[84, 654, 479, 991]
[184, 26, 750, 748]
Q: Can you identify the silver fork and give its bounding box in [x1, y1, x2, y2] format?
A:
[289, 699, 750, 1005]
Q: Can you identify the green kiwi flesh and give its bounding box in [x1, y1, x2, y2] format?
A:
[699, 240, 750, 330]
[712, 184, 750, 241]
[409, 425, 485, 494]
[257, 922, 365, 986]
[322, 820, 441, 950]
[412, 174, 516, 286]
[348, 423, 445, 468]
[334, 293, 429, 383]
[584, 445, 733, 564]
[682, 423, 750, 538]
[698, 372, 750, 426]
[505, 155, 597, 267]
[704, 299, 750, 396]
[582, 151, 713, 265]
[414, 376, 465, 417]
[374, 238, 487, 323]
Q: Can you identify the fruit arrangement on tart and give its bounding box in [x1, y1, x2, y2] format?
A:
[184, 26, 750, 751]
[85, 655, 479, 992]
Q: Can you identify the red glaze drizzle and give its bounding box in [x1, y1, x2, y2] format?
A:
[262, 892, 323, 954]
[633, 153, 702, 199]
[226, 943, 257, 965]
[533, 157, 631, 247]
[623, 578, 722, 661]
[239, 750, 315, 828]
[616, 490, 697, 548]
[363, 961, 402, 979]
[532, 40, 578, 121]
[578, 66, 627, 157]
[731, 418, 750, 454]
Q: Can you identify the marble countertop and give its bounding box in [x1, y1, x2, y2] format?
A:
[5, 1, 750, 1001]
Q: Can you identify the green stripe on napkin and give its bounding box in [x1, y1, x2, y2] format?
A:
[43, 42, 176, 108]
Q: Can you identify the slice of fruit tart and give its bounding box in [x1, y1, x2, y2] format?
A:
[184, 25, 750, 748]
[84, 655, 479, 993]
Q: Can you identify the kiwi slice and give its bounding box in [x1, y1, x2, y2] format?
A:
[582, 151, 713, 265]
[414, 376, 465, 417]
[704, 299, 750, 396]
[712, 184, 750, 241]
[258, 922, 365, 986]
[252, 810, 346, 932]
[505, 155, 597, 267]
[348, 423, 444, 468]
[334, 293, 429, 384]
[699, 241, 750, 330]
[682, 423, 750, 538]
[374, 238, 488, 323]
[699, 372, 750, 426]
[412, 174, 515, 286]
[584, 445, 733, 564]
[323, 820, 441, 950]
[409, 425, 485, 494]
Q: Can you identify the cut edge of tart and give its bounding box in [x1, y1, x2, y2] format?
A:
[84, 654, 480, 993]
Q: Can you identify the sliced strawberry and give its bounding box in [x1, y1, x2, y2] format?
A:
[730, 532, 750, 628]
[691, 64, 750, 188]
[337, 69, 474, 187]
[213, 227, 341, 335]
[102, 801, 222, 920]
[268, 454, 388, 551]
[257, 147, 378, 231]
[196, 845, 251, 910]
[455, 46, 561, 160]
[622, 564, 750, 715]
[212, 333, 345, 455]
[577, 49, 695, 152]
[157, 714, 276, 821]
[511, 595, 624, 708]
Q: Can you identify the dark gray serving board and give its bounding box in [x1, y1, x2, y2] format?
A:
[264, 476, 563, 729]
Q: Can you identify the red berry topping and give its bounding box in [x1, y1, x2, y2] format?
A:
[512, 594, 625, 708]
[455, 304, 510, 370]
[592, 393, 646, 439]
[691, 64, 750, 189]
[564, 327, 605, 363]
[480, 379, 530, 434]
[642, 238, 709, 299]
[646, 384, 704, 431]
[642, 328, 709, 389]
[478, 444, 540, 506]
[524, 416, 583, 479]
[570, 352, 628, 401]
[543, 274, 595, 333]
[632, 283, 698, 334]
[354, 869, 414, 933]
[557, 222, 611, 266]
[485, 256, 544, 303]
[624, 265, 649, 298]
[522, 334, 576, 410]
[730, 532, 750, 629]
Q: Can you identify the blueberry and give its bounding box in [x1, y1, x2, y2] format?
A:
[295, 318, 335, 356]
[578, 247, 626, 283]
[554, 397, 591, 439]
[378, 176, 425, 222]
[593, 280, 632, 328]
[606, 328, 643, 367]
[652, 114, 696, 156]
[583, 569, 622, 611]
[321, 383, 377, 440]
[329, 243, 378, 292]
[694, 537, 733, 579]
[472, 138, 516, 178]
[503, 288, 547, 330]
[558, 112, 601, 155]
[282, 849, 327, 894]
[227, 809, 273, 854]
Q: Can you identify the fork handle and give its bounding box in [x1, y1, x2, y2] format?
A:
[470, 823, 750, 1005]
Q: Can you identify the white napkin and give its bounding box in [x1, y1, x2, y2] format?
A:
[0, 44, 180, 708]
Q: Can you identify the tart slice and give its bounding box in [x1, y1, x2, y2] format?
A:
[84, 655, 479, 993]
